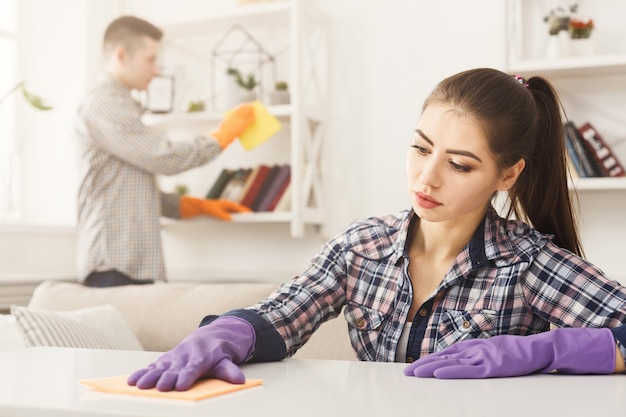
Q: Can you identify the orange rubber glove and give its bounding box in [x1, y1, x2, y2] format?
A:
[211, 103, 255, 149]
[180, 196, 252, 221]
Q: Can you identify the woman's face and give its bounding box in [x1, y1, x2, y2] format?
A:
[406, 103, 522, 225]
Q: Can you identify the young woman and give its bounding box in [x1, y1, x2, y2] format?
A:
[128, 68, 626, 391]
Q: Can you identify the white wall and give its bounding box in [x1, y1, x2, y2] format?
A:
[2, 0, 624, 285]
[15, 0, 124, 225]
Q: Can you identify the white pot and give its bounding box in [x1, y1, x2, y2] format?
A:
[569, 38, 594, 57]
[238, 90, 257, 104]
[269, 90, 290, 105]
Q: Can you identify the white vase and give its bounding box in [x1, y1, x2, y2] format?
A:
[546, 35, 562, 59]
[546, 31, 570, 59]
[570, 38, 594, 57]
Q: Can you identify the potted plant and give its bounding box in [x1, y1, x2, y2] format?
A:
[543, 4, 578, 59]
[269, 81, 290, 105]
[568, 15, 594, 56]
[226, 67, 258, 105]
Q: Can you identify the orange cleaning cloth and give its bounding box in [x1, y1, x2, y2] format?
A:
[80, 375, 263, 401]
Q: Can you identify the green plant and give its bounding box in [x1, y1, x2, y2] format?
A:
[543, 4, 578, 35]
[0, 81, 53, 110]
[275, 81, 288, 91]
[227, 67, 258, 91]
[569, 17, 594, 39]
[187, 100, 205, 112]
[175, 184, 189, 196]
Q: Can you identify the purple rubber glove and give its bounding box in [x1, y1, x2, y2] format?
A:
[404, 327, 616, 379]
[127, 316, 255, 391]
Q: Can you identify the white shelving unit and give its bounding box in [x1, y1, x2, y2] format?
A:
[506, 0, 626, 193]
[143, 0, 329, 237]
[505, 0, 626, 283]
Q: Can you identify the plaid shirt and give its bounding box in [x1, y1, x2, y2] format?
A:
[237, 205, 626, 362]
[75, 74, 222, 282]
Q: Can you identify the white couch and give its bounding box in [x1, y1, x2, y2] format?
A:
[2, 280, 356, 360]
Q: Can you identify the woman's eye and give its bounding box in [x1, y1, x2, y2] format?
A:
[450, 161, 472, 173]
[411, 145, 430, 155]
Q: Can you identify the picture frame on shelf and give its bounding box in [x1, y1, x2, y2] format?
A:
[146, 75, 175, 113]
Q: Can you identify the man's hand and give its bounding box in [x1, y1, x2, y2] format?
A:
[180, 196, 252, 221]
[211, 103, 255, 149]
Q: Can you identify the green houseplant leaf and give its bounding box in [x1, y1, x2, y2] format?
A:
[226, 68, 258, 91]
[0, 81, 53, 111]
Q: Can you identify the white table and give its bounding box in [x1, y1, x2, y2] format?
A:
[1, 347, 625, 417]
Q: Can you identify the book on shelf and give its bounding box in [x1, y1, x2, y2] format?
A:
[563, 121, 603, 178]
[237, 165, 261, 204]
[240, 164, 271, 208]
[256, 164, 291, 212]
[563, 125, 583, 178]
[205, 164, 293, 212]
[273, 182, 292, 212]
[205, 168, 236, 199]
[565, 154, 580, 180]
[219, 168, 252, 202]
[577, 122, 625, 177]
[250, 165, 281, 211]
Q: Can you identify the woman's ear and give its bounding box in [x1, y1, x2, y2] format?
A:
[497, 158, 526, 191]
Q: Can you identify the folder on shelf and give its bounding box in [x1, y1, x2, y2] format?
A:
[230, 101, 282, 151]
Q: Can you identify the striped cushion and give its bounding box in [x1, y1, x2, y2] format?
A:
[10, 304, 143, 350]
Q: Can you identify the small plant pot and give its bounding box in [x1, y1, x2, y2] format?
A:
[238, 90, 257, 104]
[569, 37, 594, 56]
[269, 90, 290, 105]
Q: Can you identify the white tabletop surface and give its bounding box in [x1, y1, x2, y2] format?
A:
[1, 347, 625, 417]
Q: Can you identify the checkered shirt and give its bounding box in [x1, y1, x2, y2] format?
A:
[75, 74, 222, 282]
[245, 205, 626, 361]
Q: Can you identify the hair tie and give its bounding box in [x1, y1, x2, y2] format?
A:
[514, 75, 529, 88]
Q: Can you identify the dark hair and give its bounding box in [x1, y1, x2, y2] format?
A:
[103, 15, 163, 53]
[423, 68, 582, 256]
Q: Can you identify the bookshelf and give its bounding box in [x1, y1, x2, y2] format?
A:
[506, 0, 626, 192]
[142, 0, 329, 237]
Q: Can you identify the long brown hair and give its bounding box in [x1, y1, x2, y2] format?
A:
[423, 68, 582, 256]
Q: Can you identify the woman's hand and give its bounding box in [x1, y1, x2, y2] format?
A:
[404, 327, 617, 379]
[128, 316, 255, 391]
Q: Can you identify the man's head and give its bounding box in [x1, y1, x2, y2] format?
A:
[103, 16, 163, 90]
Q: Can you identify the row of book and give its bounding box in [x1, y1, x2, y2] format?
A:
[205, 164, 291, 212]
[563, 121, 625, 178]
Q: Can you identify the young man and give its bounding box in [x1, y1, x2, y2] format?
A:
[75, 16, 254, 287]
